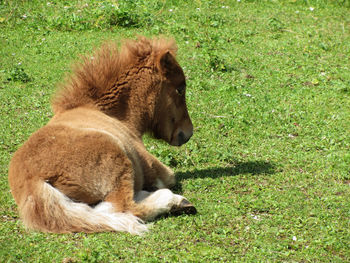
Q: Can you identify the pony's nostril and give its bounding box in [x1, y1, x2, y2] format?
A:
[177, 131, 191, 146]
[178, 131, 185, 144]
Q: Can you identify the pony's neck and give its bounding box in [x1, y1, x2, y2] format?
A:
[96, 67, 158, 138]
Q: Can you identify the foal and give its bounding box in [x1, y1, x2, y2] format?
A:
[8, 37, 196, 234]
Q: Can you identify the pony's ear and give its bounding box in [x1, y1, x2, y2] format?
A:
[159, 51, 177, 76]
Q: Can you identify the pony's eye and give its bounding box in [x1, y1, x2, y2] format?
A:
[176, 85, 185, 96]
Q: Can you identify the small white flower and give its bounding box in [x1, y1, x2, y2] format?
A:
[288, 134, 297, 139]
[18, 62, 22, 65]
[185, 41, 189, 44]
[47, 2, 51, 6]
[243, 93, 252, 97]
[309, 7, 314, 11]
[22, 14, 27, 19]
[64, 6, 68, 9]
[292, 236, 297, 241]
[320, 72, 326, 76]
[237, 0, 241, 2]
[196, 8, 200, 11]
[169, 9, 173, 12]
[295, 10, 300, 14]
[251, 214, 260, 220]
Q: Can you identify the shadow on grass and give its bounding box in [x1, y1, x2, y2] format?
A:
[175, 160, 276, 183]
[158, 160, 277, 217]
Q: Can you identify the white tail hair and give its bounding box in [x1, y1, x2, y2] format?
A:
[20, 181, 148, 235]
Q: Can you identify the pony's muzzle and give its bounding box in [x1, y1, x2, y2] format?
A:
[178, 131, 190, 145]
[172, 128, 193, 146]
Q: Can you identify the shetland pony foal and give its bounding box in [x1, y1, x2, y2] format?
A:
[8, 37, 196, 234]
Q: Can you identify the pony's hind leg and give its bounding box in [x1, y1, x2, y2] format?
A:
[106, 186, 196, 221]
[134, 189, 197, 220]
[103, 160, 196, 221]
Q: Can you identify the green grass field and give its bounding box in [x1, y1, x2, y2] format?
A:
[1, 0, 349, 262]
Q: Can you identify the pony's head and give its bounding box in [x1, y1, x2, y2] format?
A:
[51, 36, 193, 146]
[152, 50, 193, 146]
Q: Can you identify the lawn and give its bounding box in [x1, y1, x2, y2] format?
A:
[0, 0, 349, 262]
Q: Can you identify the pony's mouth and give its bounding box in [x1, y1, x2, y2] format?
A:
[170, 129, 193, 146]
[152, 122, 193, 146]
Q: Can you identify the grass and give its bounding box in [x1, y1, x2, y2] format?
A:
[1, 0, 350, 262]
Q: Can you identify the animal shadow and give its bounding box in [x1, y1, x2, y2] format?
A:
[173, 160, 276, 192]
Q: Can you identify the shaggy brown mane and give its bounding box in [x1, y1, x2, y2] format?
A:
[52, 37, 177, 114]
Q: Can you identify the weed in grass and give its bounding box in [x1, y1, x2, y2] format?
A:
[6, 65, 32, 83]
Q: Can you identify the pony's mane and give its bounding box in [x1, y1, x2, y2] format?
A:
[51, 36, 177, 114]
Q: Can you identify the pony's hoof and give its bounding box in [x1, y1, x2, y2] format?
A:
[170, 199, 197, 216]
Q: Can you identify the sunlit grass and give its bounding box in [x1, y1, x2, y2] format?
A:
[1, 0, 349, 262]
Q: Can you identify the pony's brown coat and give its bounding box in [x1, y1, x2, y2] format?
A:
[8, 37, 194, 234]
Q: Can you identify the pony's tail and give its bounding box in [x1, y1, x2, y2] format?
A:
[18, 180, 148, 235]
